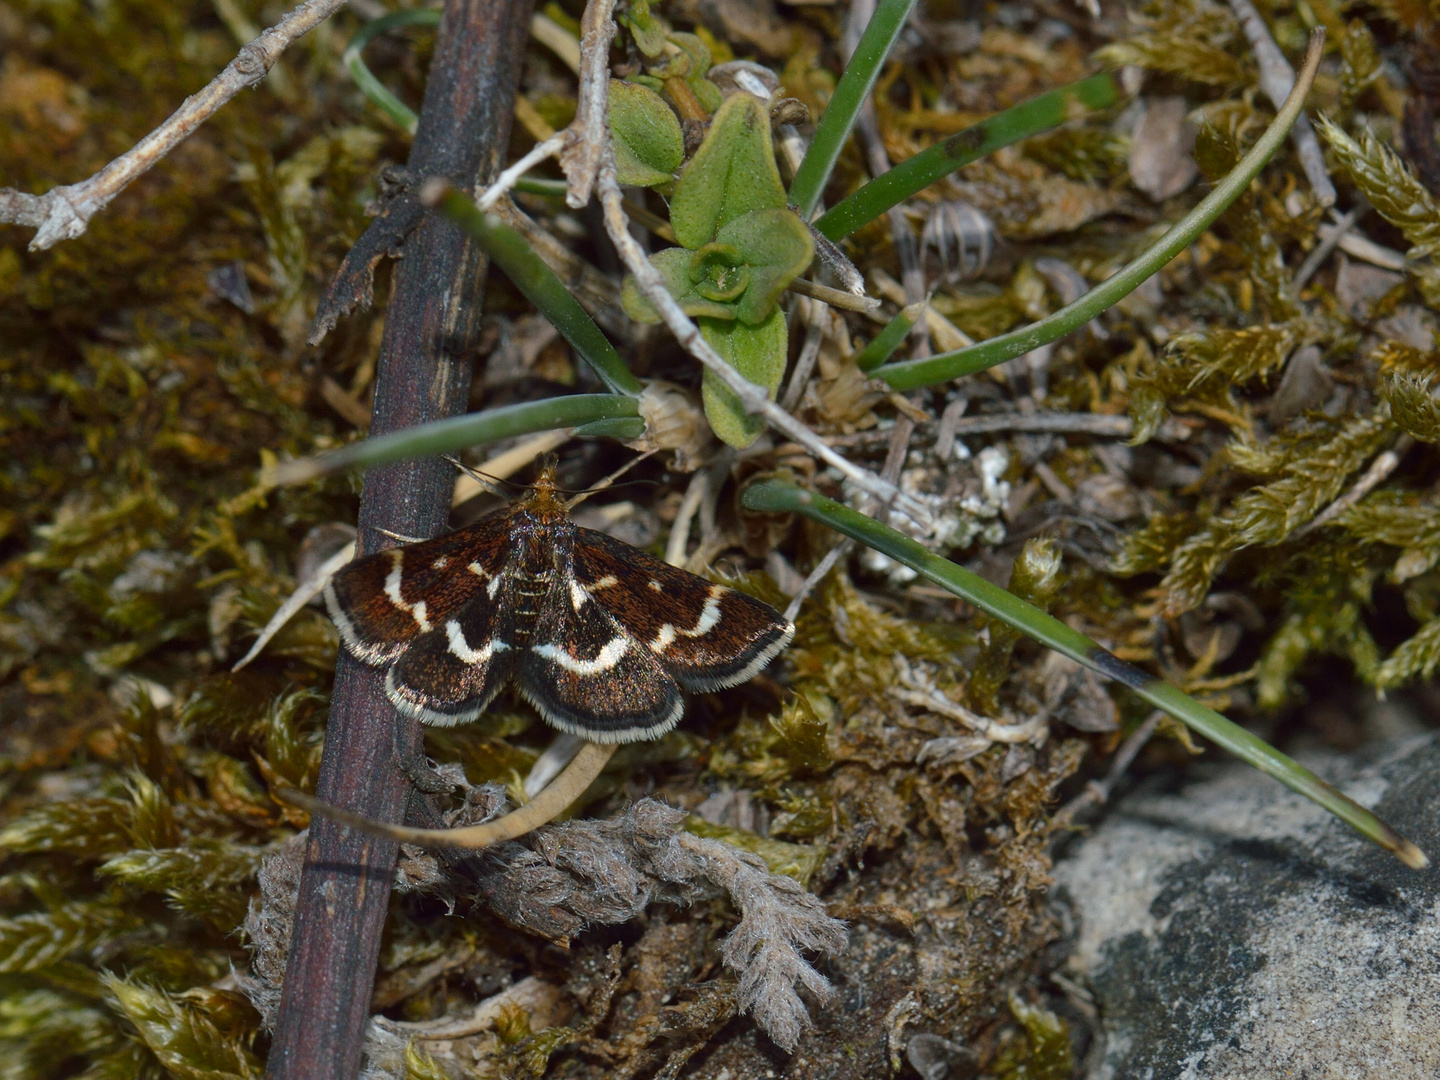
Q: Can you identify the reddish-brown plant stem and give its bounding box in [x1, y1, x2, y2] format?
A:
[264, 0, 533, 1075]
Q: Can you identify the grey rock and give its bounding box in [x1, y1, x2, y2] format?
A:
[1269, 344, 1334, 428]
[906, 1032, 977, 1080]
[1053, 734, 1440, 1080]
[1129, 97, 1199, 202]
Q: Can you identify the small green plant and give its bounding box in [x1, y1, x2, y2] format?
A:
[608, 79, 684, 188]
[622, 91, 814, 446]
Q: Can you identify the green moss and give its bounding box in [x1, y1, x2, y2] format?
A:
[683, 816, 826, 884]
[105, 974, 262, 1080]
[989, 993, 1073, 1080]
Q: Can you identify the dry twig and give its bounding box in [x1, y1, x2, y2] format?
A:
[1294, 436, 1415, 540]
[560, 0, 619, 207]
[827, 411, 1197, 451]
[1226, 0, 1336, 206]
[476, 133, 567, 210]
[0, 0, 352, 250]
[1049, 710, 1163, 835]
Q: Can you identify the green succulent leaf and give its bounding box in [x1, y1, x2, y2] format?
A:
[659, 32, 723, 112]
[621, 210, 813, 327]
[690, 242, 752, 301]
[670, 93, 788, 249]
[712, 208, 814, 323]
[617, 0, 667, 56]
[609, 80, 684, 188]
[621, 247, 736, 322]
[700, 310, 787, 449]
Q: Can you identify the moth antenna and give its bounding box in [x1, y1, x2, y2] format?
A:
[563, 449, 659, 511]
[443, 455, 513, 500]
[275, 741, 618, 849]
[373, 527, 427, 545]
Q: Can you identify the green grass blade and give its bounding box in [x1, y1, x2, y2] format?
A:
[344, 13, 565, 199]
[342, 9, 442, 135]
[740, 478, 1428, 870]
[267, 394, 639, 485]
[431, 189, 643, 396]
[514, 176, 568, 197]
[815, 72, 1120, 241]
[854, 301, 925, 371]
[570, 416, 648, 439]
[787, 0, 917, 219]
[871, 30, 1326, 391]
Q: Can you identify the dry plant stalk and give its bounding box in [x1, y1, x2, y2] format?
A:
[277, 741, 619, 847]
[1226, 0, 1336, 205]
[559, 0, 619, 207]
[0, 0, 352, 250]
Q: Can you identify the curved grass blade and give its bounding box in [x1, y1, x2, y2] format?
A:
[429, 187, 643, 396]
[787, 0, 917, 219]
[267, 394, 639, 486]
[343, 12, 563, 199]
[740, 478, 1428, 870]
[571, 416, 648, 439]
[343, 8, 441, 135]
[871, 29, 1326, 391]
[815, 71, 1120, 242]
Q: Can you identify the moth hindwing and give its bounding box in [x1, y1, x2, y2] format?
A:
[324, 471, 794, 743]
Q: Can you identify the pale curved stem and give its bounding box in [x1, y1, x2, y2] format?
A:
[277, 740, 618, 848]
[474, 133, 565, 211]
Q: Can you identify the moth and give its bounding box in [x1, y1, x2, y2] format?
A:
[325, 466, 795, 742]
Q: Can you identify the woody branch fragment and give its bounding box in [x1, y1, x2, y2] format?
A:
[0, 0, 352, 251]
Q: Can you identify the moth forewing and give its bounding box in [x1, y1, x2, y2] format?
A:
[324, 468, 795, 742]
[571, 527, 796, 691]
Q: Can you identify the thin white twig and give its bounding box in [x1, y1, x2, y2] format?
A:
[559, 0, 618, 208]
[1320, 219, 1406, 272]
[692, 450, 734, 560]
[595, 161, 933, 530]
[1292, 204, 1364, 291]
[666, 469, 709, 567]
[1294, 435, 1414, 540]
[475, 133, 566, 210]
[1226, 0, 1336, 207]
[787, 277, 881, 314]
[780, 299, 828, 412]
[231, 540, 357, 671]
[825, 410, 1200, 451]
[1051, 710, 1163, 832]
[0, 0, 351, 250]
[932, 395, 970, 460]
[893, 655, 1049, 746]
[782, 392, 917, 621]
[782, 542, 849, 623]
[375, 976, 565, 1040]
